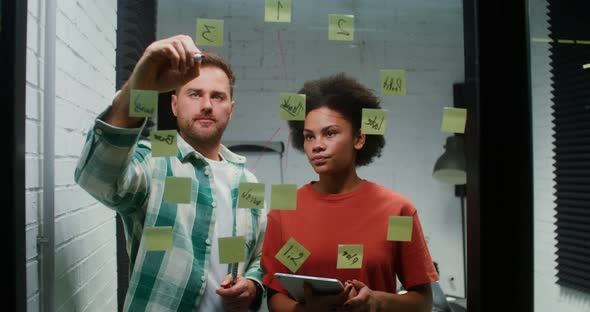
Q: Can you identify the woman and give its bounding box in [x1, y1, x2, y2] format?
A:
[261, 73, 439, 312]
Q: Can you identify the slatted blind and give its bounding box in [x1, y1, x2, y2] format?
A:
[548, 0, 590, 294]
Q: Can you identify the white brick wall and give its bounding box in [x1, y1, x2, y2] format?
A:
[25, 0, 118, 311]
[530, 0, 590, 311]
[159, 0, 466, 298]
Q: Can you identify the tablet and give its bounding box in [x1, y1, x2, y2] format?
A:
[274, 272, 344, 302]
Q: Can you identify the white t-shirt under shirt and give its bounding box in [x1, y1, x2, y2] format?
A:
[196, 156, 234, 311]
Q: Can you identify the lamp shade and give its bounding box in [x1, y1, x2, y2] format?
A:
[432, 136, 466, 184]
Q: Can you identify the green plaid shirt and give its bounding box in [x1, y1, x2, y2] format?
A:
[75, 112, 266, 311]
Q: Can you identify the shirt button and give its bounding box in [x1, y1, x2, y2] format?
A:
[95, 128, 103, 135]
[201, 276, 206, 282]
[204, 169, 210, 176]
[205, 238, 211, 245]
[211, 201, 216, 208]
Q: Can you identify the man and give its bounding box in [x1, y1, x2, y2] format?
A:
[75, 35, 265, 311]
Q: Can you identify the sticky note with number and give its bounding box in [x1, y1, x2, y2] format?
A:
[275, 237, 311, 273]
[361, 109, 387, 135]
[380, 70, 406, 96]
[329, 14, 354, 41]
[271, 184, 297, 210]
[265, 0, 291, 23]
[163, 177, 192, 204]
[387, 216, 413, 242]
[218, 236, 246, 264]
[441, 107, 467, 134]
[279, 93, 306, 120]
[238, 182, 265, 209]
[145, 226, 173, 251]
[196, 18, 224, 47]
[337, 244, 363, 269]
[130, 89, 158, 118]
[150, 130, 178, 157]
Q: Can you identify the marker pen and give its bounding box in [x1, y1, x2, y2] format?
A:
[194, 53, 205, 62]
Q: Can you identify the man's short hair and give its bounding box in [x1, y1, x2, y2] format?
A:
[200, 51, 236, 98]
[287, 73, 386, 167]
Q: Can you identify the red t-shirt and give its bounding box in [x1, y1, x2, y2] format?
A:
[261, 180, 438, 294]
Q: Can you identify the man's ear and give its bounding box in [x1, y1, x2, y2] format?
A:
[171, 94, 178, 117]
[354, 130, 366, 150]
[228, 100, 235, 120]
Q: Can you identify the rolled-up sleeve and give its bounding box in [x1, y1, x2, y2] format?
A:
[74, 107, 152, 215]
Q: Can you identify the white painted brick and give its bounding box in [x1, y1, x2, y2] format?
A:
[26, 84, 42, 120]
[55, 186, 102, 216]
[26, 48, 39, 86]
[56, 254, 117, 312]
[27, 294, 40, 312]
[26, 261, 39, 298]
[27, 13, 40, 54]
[55, 237, 116, 308]
[55, 97, 96, 131]
[26, 157, 42, 189]
[26, 120, 43, 157]
[55, 203, 115, 246]
[25, 225, 39, 261]
[28, 0, 39, 19]
[55, 159, 79, 186]
[27, 0, 118, 311]
[25, 191, 41, 225]
[54, 218, 115, 277]
[81, 275, 117, 312]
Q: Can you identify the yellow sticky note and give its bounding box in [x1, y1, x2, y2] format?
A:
[329, 14, 354, 41]
[275, 237, 311, 273]
[163, 177, 192, 204]
[265, 0, 291, 23]
[441, 107, 467, 134]
[381, 70, 406, 96]
[361, 109, 387, 135]
[271, 184, 297, 210]
[583, 63, 590, 69]
[145, 226, 173, 251]
[150, 130, 178, 157]
[130, 89, 158, 118]
[279, 93, 306, 120]
[218, 236, 246, 264]
[238, 182, 265, 209]
[196, 18, 224, 47]
[337, 244, 363, 269]
[387, 216, 413, 242]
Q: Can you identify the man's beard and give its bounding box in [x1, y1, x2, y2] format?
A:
[181, 121, 227, 149]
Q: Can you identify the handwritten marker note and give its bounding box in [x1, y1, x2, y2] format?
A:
[329, 14, 354, 41]
[145, 226, 173, 251]
[441, 107, 467, 134]
[150, 130, 178, 157]
[163, 177, 192, 204]
[583, 63, 590, 69]
[337, 244, 363, 269]
[130, 89, 158, 118]
[238, 182, 265, 209]
[387, 216, 413, 242]
[196, 18, 224, 47]
[271, 184, 297, 210]
[279, 93, 306, 120]
[218, 236, 246, 263]
[361, 109, 387, 135]
[381, 70, 406, 96]
[275, 237, 311, 273]
[265, 0, 291, 23]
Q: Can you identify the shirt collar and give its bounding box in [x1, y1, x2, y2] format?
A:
[176, 133, 246, 165]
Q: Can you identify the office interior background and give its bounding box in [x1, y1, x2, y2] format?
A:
[3, 0, 590, 311]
